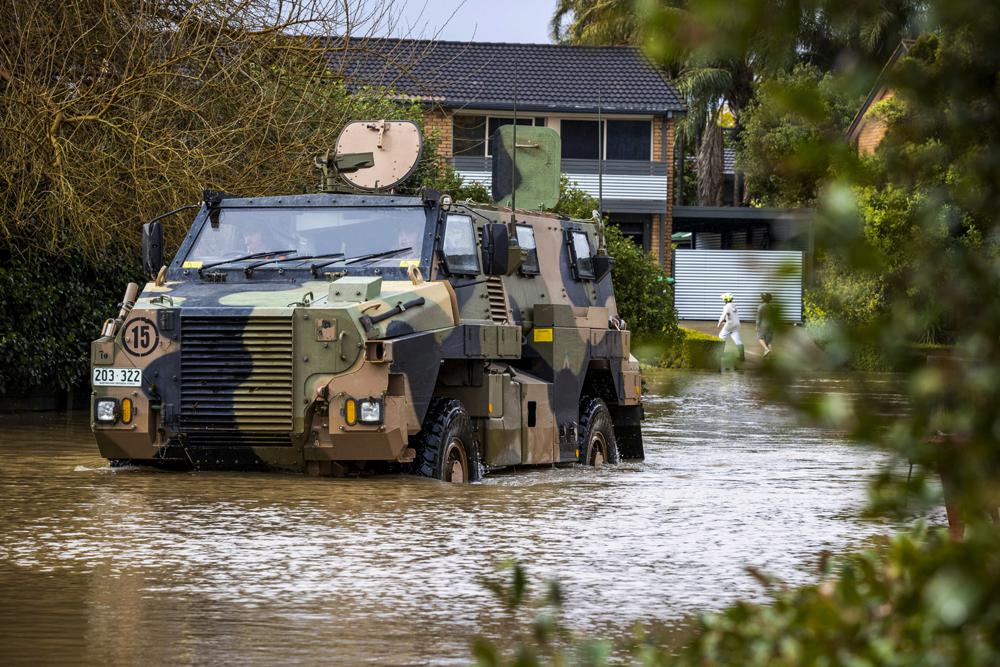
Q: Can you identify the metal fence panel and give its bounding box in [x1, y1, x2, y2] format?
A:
[673, 250, 803, 322]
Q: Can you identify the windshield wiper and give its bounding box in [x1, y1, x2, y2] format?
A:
[197, 249, 297, 274]
[311, 247, 413, 275]
[243, 252, 345, 278]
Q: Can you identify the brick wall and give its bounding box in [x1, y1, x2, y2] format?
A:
[423, 107, 453, 159]
[650, 214, 662, 259]
[663, 117, 675, 275]
[854, 90, 894, 156]
[856, 118, 889, 155]
[647, 117, 676, 274]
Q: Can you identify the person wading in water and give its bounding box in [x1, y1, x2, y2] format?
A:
[756, 292, 775, 357]
[717, 293, 744, 361]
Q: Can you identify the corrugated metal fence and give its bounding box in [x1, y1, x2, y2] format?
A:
[673, 250, 803, 322]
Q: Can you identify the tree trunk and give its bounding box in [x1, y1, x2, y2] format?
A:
[697, 113, 723, 207]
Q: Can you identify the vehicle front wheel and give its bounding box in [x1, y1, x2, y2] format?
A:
[578, 397, 620, 468]
[411, 398, 479, 483]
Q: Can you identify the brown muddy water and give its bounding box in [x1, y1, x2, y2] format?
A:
[0, 371, 942, 665]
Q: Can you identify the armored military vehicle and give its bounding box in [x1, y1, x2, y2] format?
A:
[91, 120, 644, 482]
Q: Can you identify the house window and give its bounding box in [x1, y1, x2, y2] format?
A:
[487, 118, 533, 156]
[453, 116, 487, 157]
[561, 120, 603, 160]
[607, 213, 650, 251]
[560, 119, 652, 161]
[606, 120, 651, 160]
[453, 115, 547, 157]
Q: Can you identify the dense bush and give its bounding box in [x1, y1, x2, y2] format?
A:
[736, 64, 861, 208]
[0, 242, 141, 393]
[654, 327, 723, 369]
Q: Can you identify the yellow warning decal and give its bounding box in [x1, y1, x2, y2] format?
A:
[399, 259, 420, 268]
[182, 260, 203, 269]
[533, 327, 553, 343]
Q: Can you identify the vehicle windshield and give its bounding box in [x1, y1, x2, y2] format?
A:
[186, 206, 427, 266]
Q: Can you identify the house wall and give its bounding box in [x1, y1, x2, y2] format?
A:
[662, 116, 676, 274]
[646, 117, 676, 273]
[855, 90, 894, 155]
[423, 107, 453, 159]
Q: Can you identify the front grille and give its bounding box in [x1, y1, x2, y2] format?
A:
[180, 316, 294, 434]
[179, 433, 293, 448]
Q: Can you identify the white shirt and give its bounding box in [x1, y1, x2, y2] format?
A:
[718, 302, 740, 332]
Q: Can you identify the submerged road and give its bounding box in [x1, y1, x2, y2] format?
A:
[0, 370, 940, 665]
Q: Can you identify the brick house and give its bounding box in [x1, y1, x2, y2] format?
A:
[337, 38, 687, 271]
[846, 41, 912, 154]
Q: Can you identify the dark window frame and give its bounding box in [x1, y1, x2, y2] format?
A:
[558, 118, 654, 161]
[452, 114, 548, 157]
[605, 119, 653, 161]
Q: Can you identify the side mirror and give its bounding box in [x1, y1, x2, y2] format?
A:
[482, 223, 510, 276]
[592, 254, 613, 282]
[142, 220, 163, 278]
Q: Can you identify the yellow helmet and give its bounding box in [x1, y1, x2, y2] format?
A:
[721, 292, 734, 302]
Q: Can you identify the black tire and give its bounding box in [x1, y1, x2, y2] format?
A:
[577, 397, 619, 467]
[410, 398, 479, 483]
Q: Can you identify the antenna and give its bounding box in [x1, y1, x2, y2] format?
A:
[597, 90, 604, 218]
[511, 61, 518, 220]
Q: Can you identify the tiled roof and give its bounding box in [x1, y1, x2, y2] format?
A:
[686, 147, 737, 175]
[330, 38, 686, 115]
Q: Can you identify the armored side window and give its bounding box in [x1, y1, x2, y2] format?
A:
[515, 225, 539, 275]
[443, 214, 480, 275]
[569, 230, 595, 280]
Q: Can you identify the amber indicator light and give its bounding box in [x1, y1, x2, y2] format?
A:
[120, 398, 133, 424]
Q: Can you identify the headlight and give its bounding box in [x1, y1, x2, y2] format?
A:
[95, 398, 118, 424]
[359, 398, 382, 424]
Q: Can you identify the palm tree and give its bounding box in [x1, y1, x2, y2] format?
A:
[551, 0, 638, 45]
[550, 0, 747, 205]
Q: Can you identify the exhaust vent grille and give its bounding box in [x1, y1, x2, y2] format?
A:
[486, 276, 510, 324]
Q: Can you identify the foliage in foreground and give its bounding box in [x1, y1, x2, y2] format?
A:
[478, 0, 1000, 664]
[474, 527, 1000, 666]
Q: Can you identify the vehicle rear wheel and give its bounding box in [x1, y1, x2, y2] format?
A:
[410, 398, 479, 483]
[578, 397, 619, 467]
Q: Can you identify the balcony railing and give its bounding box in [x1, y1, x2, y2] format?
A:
[452, 156, 667, 201]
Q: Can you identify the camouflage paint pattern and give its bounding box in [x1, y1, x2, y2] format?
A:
[491, 126, 561, 211]
[91, 191, 644, 476]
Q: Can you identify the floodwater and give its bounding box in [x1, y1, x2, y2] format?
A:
[0, 371, 939, 665]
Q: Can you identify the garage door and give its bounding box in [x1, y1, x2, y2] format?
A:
[673, 250, 802, 322]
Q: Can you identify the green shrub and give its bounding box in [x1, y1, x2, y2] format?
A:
[0, 242, 142, 393]
[656, 327, 723, 369]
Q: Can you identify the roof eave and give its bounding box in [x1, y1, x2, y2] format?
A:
[418, 99, 686, 115]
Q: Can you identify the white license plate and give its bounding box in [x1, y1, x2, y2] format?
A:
[92, 367, 143, 387]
